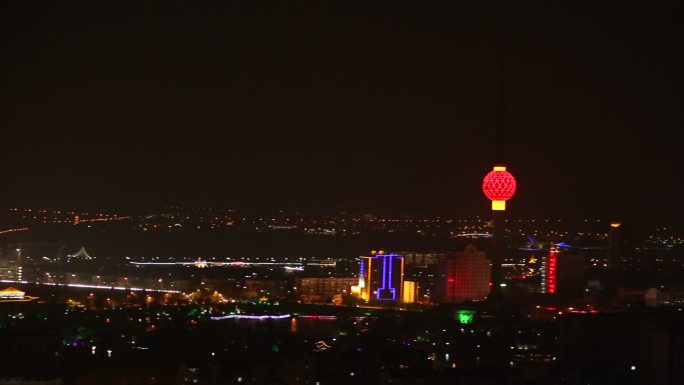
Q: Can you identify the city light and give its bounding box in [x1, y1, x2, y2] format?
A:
[210, 314, 291, 320]
[0, 279, 180, 294]
[298, 315, 337, 320]
[456, 310, 476, 325]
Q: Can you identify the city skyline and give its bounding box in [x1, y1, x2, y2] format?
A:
[2, 3, 684, 384]
[1, 2, 682, 226]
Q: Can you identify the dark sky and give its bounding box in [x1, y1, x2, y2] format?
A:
[1, 1, 682, 223]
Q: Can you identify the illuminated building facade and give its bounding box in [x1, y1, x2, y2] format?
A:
[541, 247, 585, 295]
[435, 244, 491, 303]
[0, 287, 38, 302]
[541, 248, 558, 294]
[401, 252, 442, 267]
[402, 280, 418, 303]
[0, 248, 23, 281]
[296, 277, 358, 303]
[352, 251, 404, 302]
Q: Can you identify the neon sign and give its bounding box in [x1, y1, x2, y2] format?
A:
[457, 310, 476, 324]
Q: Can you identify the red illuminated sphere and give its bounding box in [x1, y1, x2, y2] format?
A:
[482, 169, 517, 201]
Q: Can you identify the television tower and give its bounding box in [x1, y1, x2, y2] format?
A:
[482, 64, 517, 300]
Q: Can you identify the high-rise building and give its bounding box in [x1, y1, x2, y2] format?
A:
[435, 244, 491, 303]
[541, 246, 585, 295]
[541, 247, 558, 294]
[607, 220, 622, 269]
[352, 251, 404, 302]
[0, 248, 22, 281]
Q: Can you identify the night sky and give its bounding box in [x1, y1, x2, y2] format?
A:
[1, 2, 682, 223]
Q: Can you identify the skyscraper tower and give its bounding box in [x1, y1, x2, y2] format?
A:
[607, 220, 622, 269]
[481, 65, 517, 300]
[541, 246, 558, 294]
[352, 250, 404, 303]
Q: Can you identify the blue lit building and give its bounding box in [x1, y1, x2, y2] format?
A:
[352, 251, 404, 302]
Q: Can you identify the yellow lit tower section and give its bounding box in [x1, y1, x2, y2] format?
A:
[352, 255, 373, 301]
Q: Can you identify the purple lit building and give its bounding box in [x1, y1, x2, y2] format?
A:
[352, 251, 404, 302]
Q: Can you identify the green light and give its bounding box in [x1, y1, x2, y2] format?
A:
[457, 310, 476, 325]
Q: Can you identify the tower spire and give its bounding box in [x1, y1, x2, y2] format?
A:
[495, 59, 506, 166]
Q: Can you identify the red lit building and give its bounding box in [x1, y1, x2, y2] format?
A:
[541, 248, 558, 294]
[541, 247, 585, 295]
[435, 244, 491, 303]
